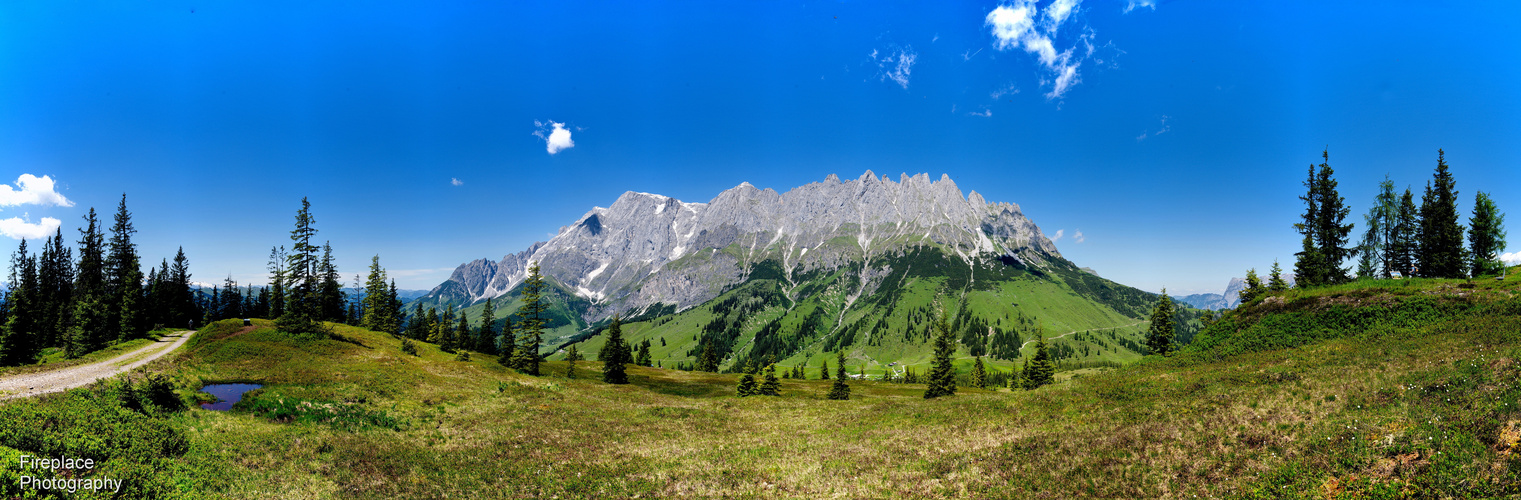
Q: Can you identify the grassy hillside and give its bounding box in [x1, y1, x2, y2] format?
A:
[2, 270, 1515, 497]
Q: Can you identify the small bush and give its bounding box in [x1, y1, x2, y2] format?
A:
[400, 338, 418, 356]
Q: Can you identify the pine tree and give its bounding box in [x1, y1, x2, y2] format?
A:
[1240, 270, 1262, 305]
[758, 363, 780, 396]
[317, 242, 345, 323]
[697, 340, 718, 372]
[1267, 261, 1288, 292]
[2, 240, 40, 364]
[106, 194, 145, 342]
[37, 228, 73, 349]
[1017, 358, 1031, 390]
[1293, 163, 1324, 287]
[452, 311, 470, 353]
[826, 350, 851, 400]
[736, 373, 757, 396]
[1467, 191, 1506, 277]
[266, 246, 286, 320]
[1314, 151, 1355, 284]
[636, 339, 652, 367]
[1393, 188, 1419, 277]
[1418, 150, 1467, 278]
[1026, 333, 1055, 389]
[971, 356, 987, 389]
[72, 208, 111, 354]
[171, 247, 195, 328]
[511, 262, 547, 375]
[924, 307, 957, 399]
[406, 303, 427, 339]
[476, 297, 497, 355]
[280, 198, 324, 335]
[425, 307, 440, 343]
[601, 316, 628, 384]
[565, 344, 581, 378]
[497, 318, 516, 365]
[1146, 290, 1177, 356]
[361, 256, 397, 334]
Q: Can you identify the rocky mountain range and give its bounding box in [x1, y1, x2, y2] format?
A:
[415, 172, 1062, 322]
[1172, 273, 1296, 310]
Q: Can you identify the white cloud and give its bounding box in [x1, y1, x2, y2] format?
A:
[874, 47, 918, 89]
[969, 109, 993, 117]
[1136, 115, 1171, 141]
[0, 174, 73, 208]
[389, 267, 457, 278]
[1502, 251, 1521, 265]
[451, 178, 464, 186]
[985, 1, 1092, 100]
[962, 48, 983, 61]
[991, 83, 1020, 99]
[0, 216, 62, 240]
[1050, 229, 1064, 242]
[1074, 230, 1085, 243]
[533, 121, 576, 155]
[1124, 0, 1156, 14]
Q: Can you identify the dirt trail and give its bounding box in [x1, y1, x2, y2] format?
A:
[1019, 321, 1145, 350]
[0, 330, 195, 400]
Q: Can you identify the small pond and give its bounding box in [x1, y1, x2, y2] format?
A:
[199, 383, 263, 411]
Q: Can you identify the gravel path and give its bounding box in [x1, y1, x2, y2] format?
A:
[0, 330, 195, 400]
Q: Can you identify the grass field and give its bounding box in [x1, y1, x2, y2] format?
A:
[1, 272, 1519, 498]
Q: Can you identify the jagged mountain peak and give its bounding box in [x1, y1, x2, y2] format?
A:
[416, 172, 1063, 322]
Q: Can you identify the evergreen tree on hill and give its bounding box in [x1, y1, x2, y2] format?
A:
[924, 307, 957, 399]
[826, 350, 850, 400]
[1293, 164, 1324, 287]
[497, 317, 516, 366]
[758, 362, 780, 396]
[601, 316, 629, 384]
[1293, 151, 1355, 286]
[406, 303, 427, 340]
[1466, 191, 1506, 277]
[1146, 290, 1177, 357]
[1267, 260, 1288, 292]
[1393, 188, 1419, 277]
[971, 356, 987, 389]
[1025, 333, 1056, 389]
[636, 339, 652, 367]
[72, 208, 111, 355]
[1418, 150, 1467, 278]
[107, 194, 146, 342]
[2, 240, 40, 364]
[317, 243, 346, 322]
[172, 247, 195, 328]
[1372, 176, 1401, 279]
[511, 262, 548, 375]
[38, 229, 73, 349]
[565, 344, 581, 378]
[279, 198, 325, 335]
[266, 246, 286, 320]
[736, 373, 757, 397]
[697, 340, 718, 372]
[361, 256, 396, 334]
[476, 297, 497, 355]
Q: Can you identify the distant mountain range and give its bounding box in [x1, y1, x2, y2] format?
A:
[411, 172, 1164, 370]
[1172, 274, 1295, 310]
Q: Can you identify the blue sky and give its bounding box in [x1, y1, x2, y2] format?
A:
[2, 1, 1518, 294]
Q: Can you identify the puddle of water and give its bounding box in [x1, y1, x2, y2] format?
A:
[199, 383, 263, 411]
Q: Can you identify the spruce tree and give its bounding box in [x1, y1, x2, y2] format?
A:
[171, 247, 194, 328]
[1017, 358, 1031, 390]
[1466, 191, 1506, 277]
[1026, 333, 1056, 389]
[280, 198, 324, 334]
[266, 246, 286, 320]
[826, 351, 850, 400]
[317, 242, 345, 322]
[1393, 188, 1419, 277]
[565, 344, 581, 378]
[1267, 260, 1288, 292]
[106, 194, 146, 342]
[601, 316, 629, 384]
[971, 356, 987, 389]
[736, 373, 757, 397]
[758, 363, 780, 396]
[497, 318, 516, 365]
[37, 228, 73, 349]
[697, 341, 718, 372]
[2, 240, 40, 364]
[425, 307, 440, 343]
[511, 262, 547, 375]
[72, 208, 110, 354]
[1293, 163, 1324, 287]
[1417, 150, 1467, 278]
[636, 339, 652, 367]
[819, 358, 829, 380]
[406, 303, 427, 339]
[477, 298, 497, 355]
[924, 307, 957, 399]
[361, 256, 396, 334]
[1240, 270, 1262, 305]
[1146, 290, 1177, 356]
[1313, 151, 1355, 284]
[453, 311, 471, 353]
